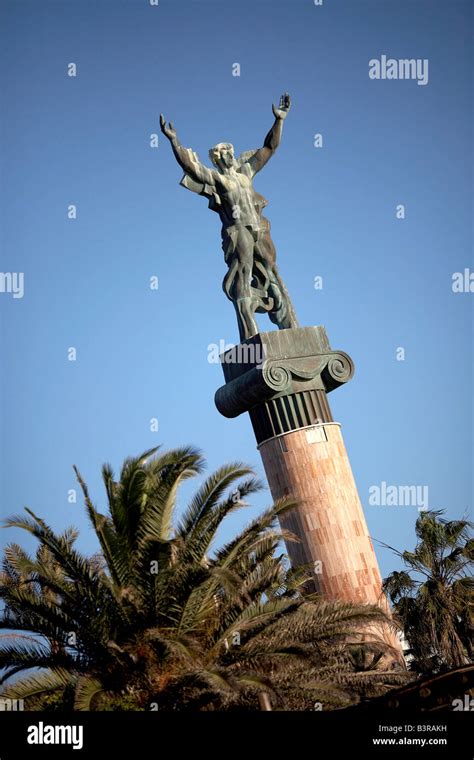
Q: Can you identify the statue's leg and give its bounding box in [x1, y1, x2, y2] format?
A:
[232, 227, 259, 341]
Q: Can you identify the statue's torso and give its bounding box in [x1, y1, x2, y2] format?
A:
[216, 168, 267, 231]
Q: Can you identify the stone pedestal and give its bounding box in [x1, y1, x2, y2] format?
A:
[215, 326, 403, 660]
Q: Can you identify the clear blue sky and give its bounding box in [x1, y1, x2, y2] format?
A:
[1, 0, 472, 579]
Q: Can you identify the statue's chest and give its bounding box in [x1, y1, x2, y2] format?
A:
[222, 174, 252, 196]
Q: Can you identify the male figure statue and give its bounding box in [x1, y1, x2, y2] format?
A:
[160, 93, 299, 342]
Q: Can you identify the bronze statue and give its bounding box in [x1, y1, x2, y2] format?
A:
[160, 93, 299, 341]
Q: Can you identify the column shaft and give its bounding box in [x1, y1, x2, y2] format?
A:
[259, 422, 383, 606]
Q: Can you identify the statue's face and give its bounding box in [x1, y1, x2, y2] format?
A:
[210, 142, 235, 170]
[219, 144, 235, 168]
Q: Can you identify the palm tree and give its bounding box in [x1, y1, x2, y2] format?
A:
[1, 446, 407, 711]
[383, 510, 473, 674]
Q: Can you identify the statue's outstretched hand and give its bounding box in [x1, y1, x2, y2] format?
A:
[272, 92, 291, 120]
[160, 114, 177, 141]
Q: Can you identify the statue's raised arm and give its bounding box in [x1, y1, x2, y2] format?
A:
[159, 114, 216, 187]
[244, 92, 291, 177]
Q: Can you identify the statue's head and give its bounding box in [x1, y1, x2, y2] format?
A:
[209, 142, 235, 171]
